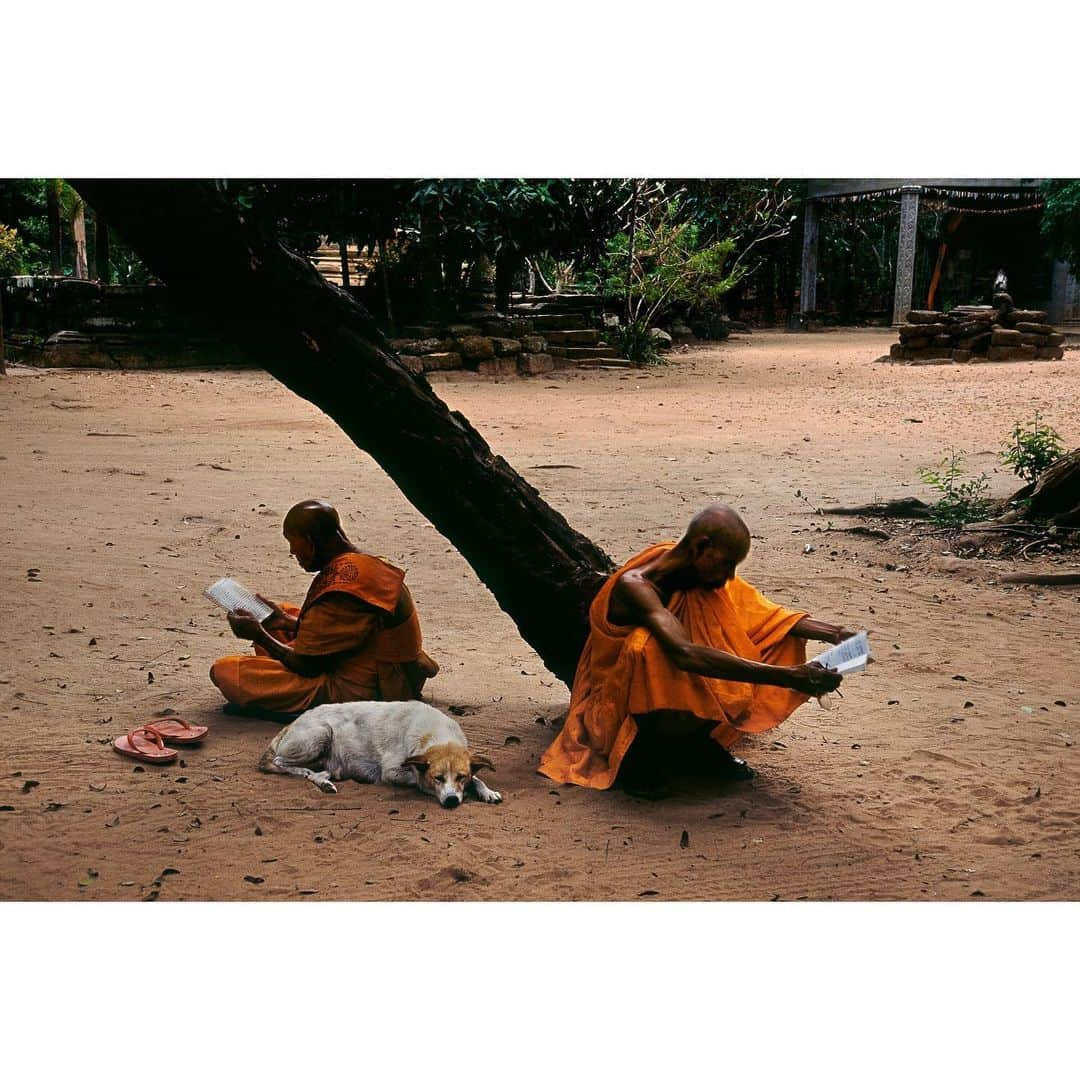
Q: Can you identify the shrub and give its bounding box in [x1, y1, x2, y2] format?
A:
[918, 450, 991, 528]
[612, 319, 661, 364]
[1000, 411, 1064, 485]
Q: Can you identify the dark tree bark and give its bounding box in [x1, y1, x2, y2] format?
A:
[1004, 449, 1080, 525]
[87, 206, 97, 281]
[338, 240, 350, 289]
[46, 179, 63, 274]
[96, 214, 111, 284]
[72, 179, 615, 685]
[494, 246, 518, 314]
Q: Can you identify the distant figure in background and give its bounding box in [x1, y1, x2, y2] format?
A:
[994, 268, 1009, 296]
[210, 500, 438, 717]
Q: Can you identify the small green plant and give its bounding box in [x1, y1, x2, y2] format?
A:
[612, 319, 662, 364]
[918, 449, 991, 528]
[1000, 411, 1064, 485]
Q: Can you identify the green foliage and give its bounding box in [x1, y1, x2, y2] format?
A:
[612, 319, 661, 364]
[0, 224, 27, 275]
[918, 450, 992, 528]
[1040, 180, 1080, 279]
[600, 195, 742, 331]
[1000, 411, 1064, 485]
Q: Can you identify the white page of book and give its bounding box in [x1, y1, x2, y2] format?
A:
[203, 578, 274, 622]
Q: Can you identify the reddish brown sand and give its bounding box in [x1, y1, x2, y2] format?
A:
[2, 328, 1078, 901]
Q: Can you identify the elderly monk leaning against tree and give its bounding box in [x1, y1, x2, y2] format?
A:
[538, 503, 855, 797]
[210, 500, 439, 716]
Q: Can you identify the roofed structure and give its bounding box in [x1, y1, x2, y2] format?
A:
[800, 179, 1078, 326]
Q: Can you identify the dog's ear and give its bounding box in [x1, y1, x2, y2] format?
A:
[403, 755, 430, 774]
[470, 754, 495, 774]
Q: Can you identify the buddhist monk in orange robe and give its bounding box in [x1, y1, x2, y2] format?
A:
[538, 503, 854, 796]
[210, 499, 438, 716]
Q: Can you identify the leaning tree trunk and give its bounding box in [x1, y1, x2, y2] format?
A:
[72, 179, 615, 685]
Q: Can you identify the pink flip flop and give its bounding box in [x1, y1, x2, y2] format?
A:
[113, 727, 179, 764]
[144, 717, 209, 745]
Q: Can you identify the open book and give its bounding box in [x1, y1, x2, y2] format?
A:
[203, 577, 274, 623]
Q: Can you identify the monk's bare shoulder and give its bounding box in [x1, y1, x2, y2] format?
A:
[609, 567, 665, 626]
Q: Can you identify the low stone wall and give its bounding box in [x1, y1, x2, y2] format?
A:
[2, 278, 621, 375]
[2, 277, 249, 369]
[881, 295, 1066, 365]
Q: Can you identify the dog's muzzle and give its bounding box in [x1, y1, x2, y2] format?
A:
[441, 794, 461, 809]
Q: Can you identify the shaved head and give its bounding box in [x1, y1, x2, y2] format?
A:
[684, 503, 751, 559]
[283, 499, 342, 543]
[282, 499, 353, 571]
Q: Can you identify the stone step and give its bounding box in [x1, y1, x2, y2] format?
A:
[548, 345, 620, 360]
[543, 329, 601, 345]
[566, 357, 632, 369]
[522, 314, 589, 331]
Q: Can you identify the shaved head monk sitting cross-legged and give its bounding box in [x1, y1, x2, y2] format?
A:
[210, 500, 438, 717]
[538, 503, 854, 797]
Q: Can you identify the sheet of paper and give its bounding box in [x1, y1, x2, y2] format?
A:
[203, 577, 273, 622]
[813, 630, 870, 674]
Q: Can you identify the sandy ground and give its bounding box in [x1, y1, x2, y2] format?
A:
[1, 328, 1078, 901]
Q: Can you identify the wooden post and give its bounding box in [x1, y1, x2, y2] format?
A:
[892, 186, 920, 325]
[799, 199, 819, 313]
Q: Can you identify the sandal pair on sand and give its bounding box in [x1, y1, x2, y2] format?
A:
[113, 718, 208, 764]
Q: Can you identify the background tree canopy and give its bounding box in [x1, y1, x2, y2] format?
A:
[2, 178, 1077, 325]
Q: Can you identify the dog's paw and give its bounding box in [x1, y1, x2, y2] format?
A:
[479, 788, 502, 804]
[316, 778, 338, 795]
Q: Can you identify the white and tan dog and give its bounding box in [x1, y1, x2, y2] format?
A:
[259, 699, 501, 809]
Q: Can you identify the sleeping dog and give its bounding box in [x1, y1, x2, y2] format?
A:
[259, 699, 501, 809]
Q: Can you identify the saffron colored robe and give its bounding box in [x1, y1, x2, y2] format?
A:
[210, 552, 427, 712]
[538, 543, 810, 789]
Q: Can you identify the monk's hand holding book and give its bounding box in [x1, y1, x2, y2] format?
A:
[789, 662, 843, 696]
[227, 609, 264, 640]
[254, 594, 296, 633]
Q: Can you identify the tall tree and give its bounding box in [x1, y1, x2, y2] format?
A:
[72, 179, 615, 685]
[69, 190, 89, 279]
[46, 179, 63, 274]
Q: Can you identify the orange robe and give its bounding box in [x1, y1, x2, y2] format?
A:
[210, 552, 426, 713]
[538, 543, 810, 789]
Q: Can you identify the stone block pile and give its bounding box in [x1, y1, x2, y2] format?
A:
[886, 294, 1066, 364]
[390, 311, 623, 377]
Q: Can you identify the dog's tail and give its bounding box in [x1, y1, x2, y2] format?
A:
[258, 728, 288, 773]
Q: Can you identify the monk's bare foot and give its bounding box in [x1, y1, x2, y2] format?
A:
[696, 735, 755, 782]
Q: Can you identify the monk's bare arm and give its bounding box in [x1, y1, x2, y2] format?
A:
[789, 616, 857, 645]
[227, 610, 368, 677]
[612, 577, 841, 695]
